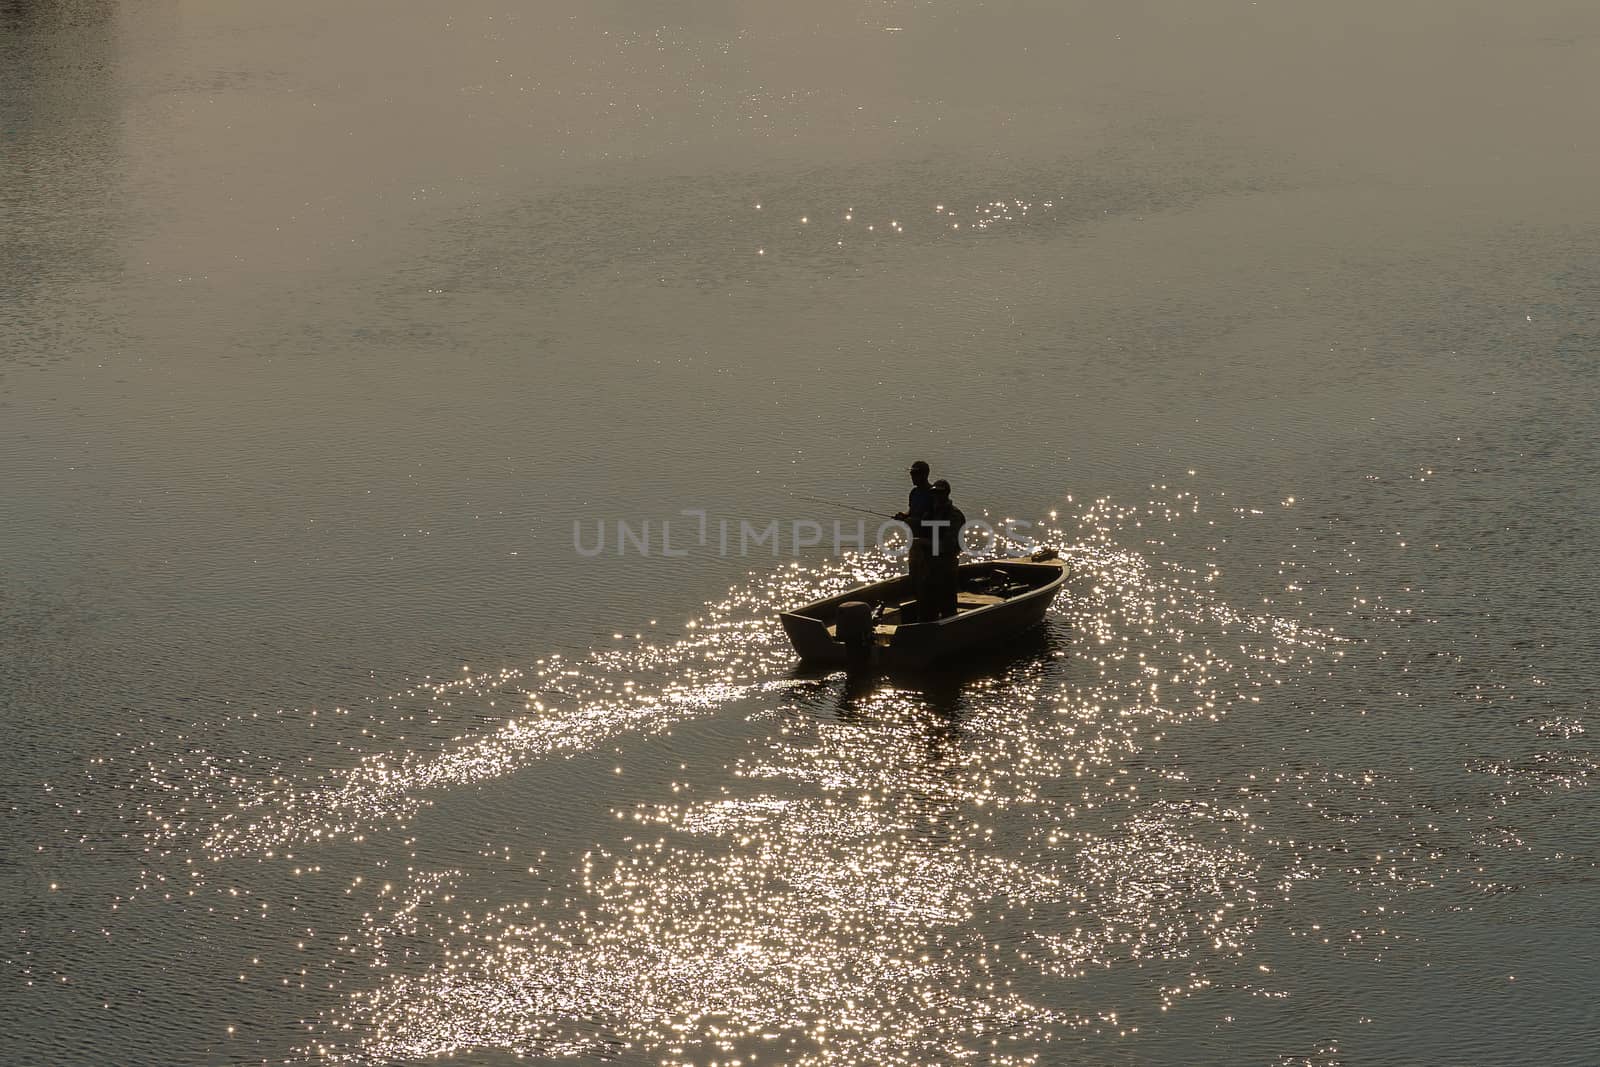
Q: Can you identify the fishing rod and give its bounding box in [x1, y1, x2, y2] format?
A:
[787, 492, 898, 520]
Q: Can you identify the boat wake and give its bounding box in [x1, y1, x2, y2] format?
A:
[120, 487, 1433, 1066]
[288, 492, 1350, 1065]
[154, 557, 904, 862]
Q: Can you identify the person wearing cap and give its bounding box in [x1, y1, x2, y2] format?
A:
[894, 460, 935, 619]
[894, 460, 934, 534]
[924, 479, 967, 619]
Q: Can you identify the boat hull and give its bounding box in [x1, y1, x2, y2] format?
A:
[779, 557, 1067, 669]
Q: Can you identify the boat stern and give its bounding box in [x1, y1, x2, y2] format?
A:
[779, 611, 847, 663]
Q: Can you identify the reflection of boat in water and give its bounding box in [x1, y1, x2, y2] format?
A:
[779, 550, 1067, 668]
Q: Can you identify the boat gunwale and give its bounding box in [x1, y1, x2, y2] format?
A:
[778, 558, 1067, 633]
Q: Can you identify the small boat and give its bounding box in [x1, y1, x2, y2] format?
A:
[779, 549, 1067, 668]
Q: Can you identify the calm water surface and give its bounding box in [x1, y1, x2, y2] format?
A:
[4, 2, 1599, 1064]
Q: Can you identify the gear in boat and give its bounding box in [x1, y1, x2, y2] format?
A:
[779, 548, 1066, 669]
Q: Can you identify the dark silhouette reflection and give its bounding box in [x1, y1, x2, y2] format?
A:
[0, 0, 123, 327]
[788, 626, 1069, 848]
[791, 622, 1068, 762]
[899, 626, 1064, 766]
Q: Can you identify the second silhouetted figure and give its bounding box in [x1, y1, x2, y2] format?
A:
[923, 478, 966, 619]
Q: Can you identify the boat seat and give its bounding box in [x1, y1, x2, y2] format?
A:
[827, 622, 899, 637]
[830, 595, 1001, 636]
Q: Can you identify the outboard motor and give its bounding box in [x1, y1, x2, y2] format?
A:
[834, 601, 874, 660]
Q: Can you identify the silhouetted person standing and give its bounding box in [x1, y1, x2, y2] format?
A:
[925, 479, 966, 619]
[894, 460, 935, 619]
